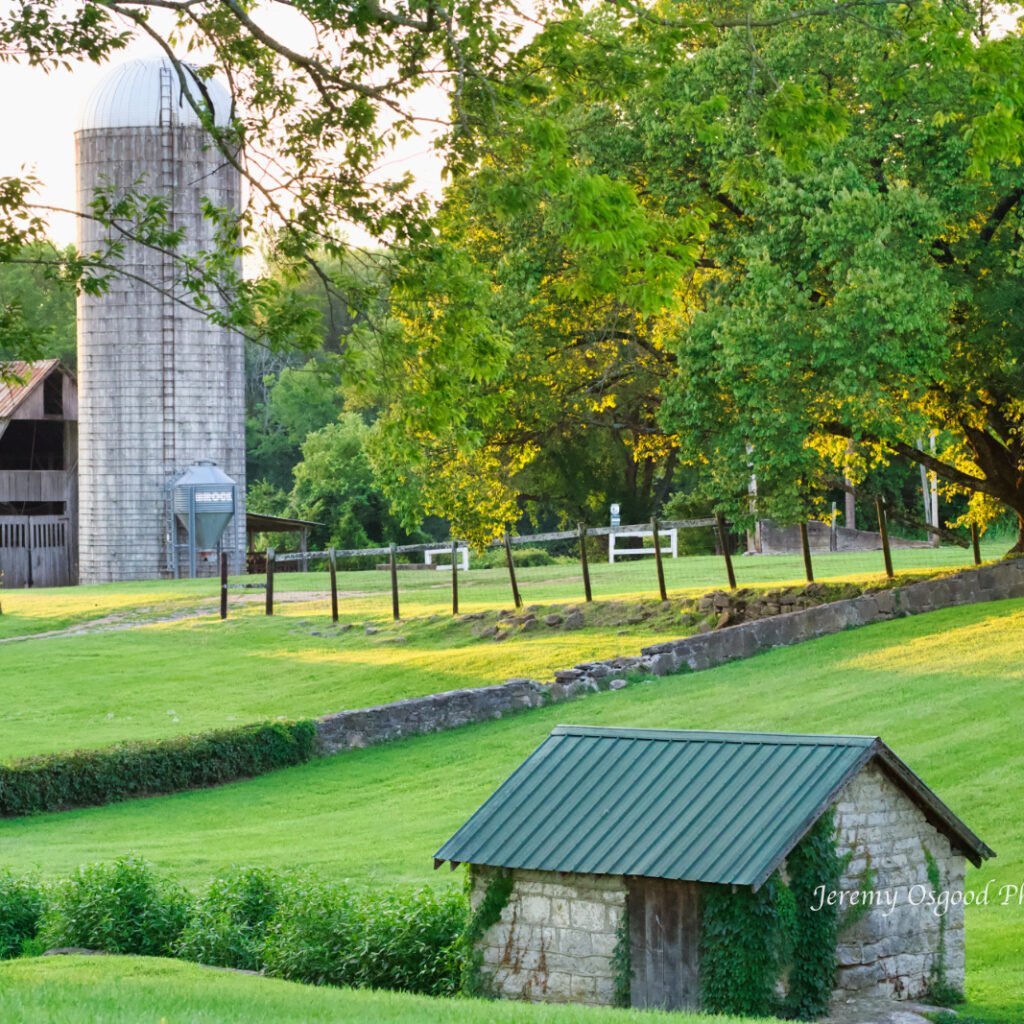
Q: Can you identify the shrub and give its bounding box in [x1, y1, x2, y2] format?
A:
[262, 879, 467, 996]
[0, 720, 317, 816]
[0, 870, 46, 959]
[175, 867, 282, 971]
[470, 546, 558, 569]
[41, 856, 190, 956]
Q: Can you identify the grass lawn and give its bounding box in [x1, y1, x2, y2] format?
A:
[2, 600, 1021, 1020]
[0, 543, 1000, 761]
[0, 955, 750, 1024]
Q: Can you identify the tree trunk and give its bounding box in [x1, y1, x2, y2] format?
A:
[1010, 511, 1024, 555]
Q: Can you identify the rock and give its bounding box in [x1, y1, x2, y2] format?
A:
[364, 626, 379, 635]
[526, 604, 542, 612]
[479, 625, 498, 638]
[554, 669, 583, 682]
[715, 610, 733, 629]
[520, 616, 539, 632]
[492, 630, 509, 642]
[544, 614, 563, 627]
[696, 595, 714, 612]
[608, 678, 628, 690]
[698, 621, 712, 634]
[498, 609, 515, 620]
[310, 630, 323, 637]
[563, 610, 585, 630]
[461, 612, 486, 621]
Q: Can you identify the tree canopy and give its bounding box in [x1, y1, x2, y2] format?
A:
[353, 0, 1024, 548]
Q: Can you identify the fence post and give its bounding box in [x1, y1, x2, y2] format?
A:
[971, 523, 982, 566]
[389, 543, 400, 621]
[800, 522, 815, 583]
[875, 497, 894, 579]
[650, 517, 668, 602]
[578, 523, 593, 603]
[265, 548, 275, 616]
[451, 540, 460, 616]
[328, 547, 339, 623]
[219, 550, 228, 620]
[503, 529, 523, 609]
[715, 513, 737, 590]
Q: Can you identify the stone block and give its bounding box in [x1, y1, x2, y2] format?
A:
[570, 900, 609, 933]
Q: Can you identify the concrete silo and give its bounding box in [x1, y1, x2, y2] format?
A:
[75, 57, 247, 582]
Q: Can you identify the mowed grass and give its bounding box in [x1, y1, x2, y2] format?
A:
[3, 600, 1022, 1019]
[0, 956, 752, 1024]
[0, 537, 995, 640]
[0, 542, 998, 760]
[0, 577, 218, 639]
[0, 596, 698, 760]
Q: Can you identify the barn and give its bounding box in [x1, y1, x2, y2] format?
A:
[0, 361, 78, 587]
[435, 726, 994, 1014]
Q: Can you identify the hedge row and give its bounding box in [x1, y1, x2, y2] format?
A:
[2, 858, 467, 998]
[0, 720, 317, 816]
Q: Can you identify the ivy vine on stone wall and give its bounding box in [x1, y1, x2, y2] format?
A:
[460, 866, 514, 997]
[700, 811, 842, 1020]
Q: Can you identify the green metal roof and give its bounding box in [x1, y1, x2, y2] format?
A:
[434, 727, 993, 889]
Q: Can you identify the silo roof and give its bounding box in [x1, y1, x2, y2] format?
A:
[434, 726, 994, 889]
[77, 57, 232, 131]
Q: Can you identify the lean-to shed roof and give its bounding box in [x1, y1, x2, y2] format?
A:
[435, 726, 994, 889]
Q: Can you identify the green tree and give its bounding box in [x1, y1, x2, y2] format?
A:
[288, 414, 413, 550]
[641, 0, 1024, 549]
[0, 242, 77, 370]
[369, 0, 1024, 550]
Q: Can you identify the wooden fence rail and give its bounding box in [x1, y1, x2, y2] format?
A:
[271, 518, 718, 565]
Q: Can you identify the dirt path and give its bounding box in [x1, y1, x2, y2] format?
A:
[0, 589, 350, 645]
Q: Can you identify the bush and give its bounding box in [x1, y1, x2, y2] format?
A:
[175, 867, 282, 971]
[470, 546, 558, 569]
[0, 870, 46, 959]
[262, 879, 467, 996]
[0, 720, 317, 816]
[41, 856, 190, 956]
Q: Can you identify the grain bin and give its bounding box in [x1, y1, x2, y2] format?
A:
[75, 57, 247, 582]
[168, 460, 238, 578]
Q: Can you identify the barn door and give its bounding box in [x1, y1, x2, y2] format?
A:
[29, 516, 71, 587]
[0, 517, 30, 588]
[627, 878, 701, 1011]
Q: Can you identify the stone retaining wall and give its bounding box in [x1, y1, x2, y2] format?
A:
[471, 866, 625, 1005]
[315, 559, 1024, 755]
[834, 763, 965, 999]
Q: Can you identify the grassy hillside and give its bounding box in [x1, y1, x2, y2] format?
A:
[0, 956, 750, 1024]
[3, 600, 1021, 1019]
[0, 544, 995, 760]
[0, 540, 991, 643]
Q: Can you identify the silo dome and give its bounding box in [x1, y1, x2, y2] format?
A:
[78, 56, 232, 132]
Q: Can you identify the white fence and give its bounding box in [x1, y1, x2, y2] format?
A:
[608, 528, 678, 564]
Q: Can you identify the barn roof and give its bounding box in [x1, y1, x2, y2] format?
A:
[0, 360, 67, 419]
[434, 726, 994, 889]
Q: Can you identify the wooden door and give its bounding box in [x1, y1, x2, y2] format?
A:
[0, 517, 30, 588]
[628, 878, 701, 1011]
[29, 516, 71, 587]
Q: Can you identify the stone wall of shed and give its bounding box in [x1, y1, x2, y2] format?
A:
[472, 867, 625, 1006]
[833, 762, 965, 1000]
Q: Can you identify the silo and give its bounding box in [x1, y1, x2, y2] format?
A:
[75, 57, 247, 582]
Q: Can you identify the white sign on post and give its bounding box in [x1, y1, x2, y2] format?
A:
[610, 503, 621, 527]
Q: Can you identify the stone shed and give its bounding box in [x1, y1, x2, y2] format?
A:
[435, 726, 994, 1014]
